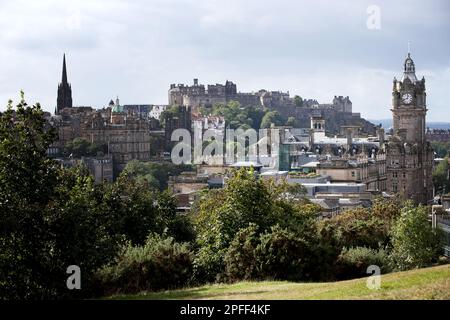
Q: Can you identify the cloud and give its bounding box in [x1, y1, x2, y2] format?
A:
[0, 0, 448, 122]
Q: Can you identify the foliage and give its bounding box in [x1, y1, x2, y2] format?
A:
[121, 159, 193, 190]
[431, 141, 450, 158]
[334, 247, 391, 280]
[294, 95, 303, 107]
[0, 95, 119, 299]
[318, 207, 392, 252]
[192, 169, 321, 282]
[390, 202, 443, 270]
[224, 224, 260, 281]
[160, 105, 184, 128]
[432, 157, 450, 195]
[96, 234, 194, 295]
[209, 101, 255, 129]
[254, 225, 314, 281]
[63, 137, 107, 158]
[260, 110, 283, 128]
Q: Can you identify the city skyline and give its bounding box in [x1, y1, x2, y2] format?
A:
[0, 0, 449, 121]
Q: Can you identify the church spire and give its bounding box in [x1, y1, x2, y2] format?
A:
[62, 53, 68, 84]
[57, 53, 73, 114]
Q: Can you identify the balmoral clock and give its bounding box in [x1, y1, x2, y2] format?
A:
[402, 93, 413, 104]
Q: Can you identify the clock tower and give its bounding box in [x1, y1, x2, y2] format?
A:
[386, 52, 434, 204]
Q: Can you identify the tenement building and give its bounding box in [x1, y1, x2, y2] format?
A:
[386, 52, 434, 204]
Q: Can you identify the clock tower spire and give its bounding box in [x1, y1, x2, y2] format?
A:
[386, 52, 433, 204]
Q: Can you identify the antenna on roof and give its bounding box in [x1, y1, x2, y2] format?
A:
[407, 41, 411, 55]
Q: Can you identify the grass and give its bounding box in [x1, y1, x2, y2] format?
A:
[107, 264, 450, 300]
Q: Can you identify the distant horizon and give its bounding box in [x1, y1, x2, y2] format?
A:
[368, 119, 450, 130]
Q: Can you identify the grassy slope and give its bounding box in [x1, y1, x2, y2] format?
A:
[109, 264, 450, 300]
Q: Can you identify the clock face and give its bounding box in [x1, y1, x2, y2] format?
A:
[402, 93, 413, 104]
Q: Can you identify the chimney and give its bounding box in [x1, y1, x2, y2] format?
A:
[346, 128, 353, 149]
[376, 127, 385, 146]
[194, 78, 198, 86]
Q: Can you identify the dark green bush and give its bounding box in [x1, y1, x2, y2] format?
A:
[224, 224, 260, 281]
[255, 225, 314, 281]
[96, 234, 194, 295]
[334, 246, 391, 280]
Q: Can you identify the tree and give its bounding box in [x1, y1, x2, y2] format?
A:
[260, 111, 283, 128]
[433, 157, 450, 195]
[0, 94, 119, 299]
[121, 160, 193, 191]
[286, 116, 297, 127]
[63, 137, 107, 158]
[431, 141, 450, 158]
[192, 168, 321, 282]
[390, 202, 443, 270]
[294, 95, 303, 107]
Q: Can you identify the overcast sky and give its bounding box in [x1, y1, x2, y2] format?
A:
[0, 0, 449, 120]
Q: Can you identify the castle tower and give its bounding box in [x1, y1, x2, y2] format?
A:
[386, 52, 434, 204]
[56, 54, 73, 114]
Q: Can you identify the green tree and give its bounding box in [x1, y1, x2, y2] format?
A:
[432, 157, 450, 195]
[431, 141, 450, 158]
[192, 168, 321, 282]
[0, 94, 119, 299]
[390, 202, 443, 270]
[63, 137, 107, 158]
[294, 95, 303, 107]
[260, 111, 283, 128]
[121, 160, 193, 191]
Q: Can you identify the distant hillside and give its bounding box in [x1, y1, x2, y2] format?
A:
[369, 119, 450, 130]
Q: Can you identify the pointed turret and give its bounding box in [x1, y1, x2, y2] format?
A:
[56, 54, 73, 114]
[62, 53, 68, 84]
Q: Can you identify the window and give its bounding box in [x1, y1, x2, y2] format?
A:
[351, 171, 355, 177]
[393, 172, 398, 178]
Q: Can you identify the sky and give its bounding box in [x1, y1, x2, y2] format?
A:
[0, 0, 449, 121]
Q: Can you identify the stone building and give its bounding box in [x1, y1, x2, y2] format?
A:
[163, 105, 192, 152]
[51, 100, 152, 178]
[386, 53, 434, 204]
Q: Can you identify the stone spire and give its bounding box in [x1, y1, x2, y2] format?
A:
[402, 52, 417, 82]
[62, 53, 68, 84]
[56, 53, 73, 114]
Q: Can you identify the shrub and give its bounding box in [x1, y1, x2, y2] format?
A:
[334, 246, 391, 280]
[255, 225, 314, 281]
[318, 208, 391, 251]
[224, 224, 260, 282]
[96, 234, 194, 295]
[390, 203, 443, 270]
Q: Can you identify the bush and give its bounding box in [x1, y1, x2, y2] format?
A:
[255, 225, 314, 281]
[334, 247, 391, 280]
[318, 208, 391, 251]
[390, 203, 443, 270]
[224, 224, 260, 282]
[96, 234, 194, 295]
